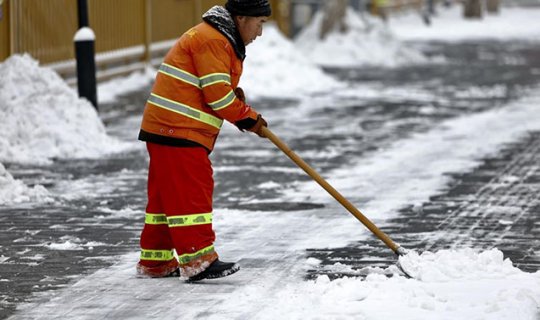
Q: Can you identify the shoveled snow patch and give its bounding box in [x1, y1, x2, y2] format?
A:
[295, 7, 430, 67]
[260, 248, 540, 320]
[241, 23, 343, 99]
[0, 54, 130, 165]
[0, 162, 51, 205]
[398, 248, 518, 281]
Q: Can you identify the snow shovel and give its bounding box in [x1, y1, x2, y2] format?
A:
[261, 126, 413, 277]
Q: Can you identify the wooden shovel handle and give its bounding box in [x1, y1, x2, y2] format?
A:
[261, 126, 401, 254]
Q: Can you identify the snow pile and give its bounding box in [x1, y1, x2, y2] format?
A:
[0, 162, 51, 205]
[390, 6, 540, 42]
[398, 248, 520, 281]
[260, 248, 540, 320]
[241, 23, 343, 99]
[0, 54, 128, 165]
[295, 8, 429, 67]
[0, 54, 132, 205]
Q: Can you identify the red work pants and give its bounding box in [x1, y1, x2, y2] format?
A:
[137, 143, 218, 277]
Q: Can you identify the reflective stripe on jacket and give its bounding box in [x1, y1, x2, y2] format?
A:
[140, 21, 258, 151]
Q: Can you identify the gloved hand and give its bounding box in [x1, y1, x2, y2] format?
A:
[234, 87, 246, 103]
[235, 114, 268, 138]
[248, 114, 268, 138]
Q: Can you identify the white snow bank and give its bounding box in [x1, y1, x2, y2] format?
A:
[262, 248, 540, 320]
[241, 23, 343, 99]
[398, 248, 520, 281]
[0, 54, 129, 165]
[0, 54, 133, 206]
[390, 6, 540, 42]
[295, 8, 429, 67]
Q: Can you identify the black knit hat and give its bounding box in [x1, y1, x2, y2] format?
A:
[225, 0, 272, 17]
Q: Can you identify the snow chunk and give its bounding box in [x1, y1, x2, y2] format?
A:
[295, 8, 429, 68]
[46, 240, 83, 251]
[242, 23, 343, 99]
[44, 235, 106, 250]
[0, 54, 129, 165]
[257, 181, 281, 190]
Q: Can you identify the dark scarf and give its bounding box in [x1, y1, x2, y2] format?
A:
[202, 6, 246, 61]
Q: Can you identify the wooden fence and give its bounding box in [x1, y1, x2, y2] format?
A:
[0, 0, 285, 82]
[0, 0, 427, 82]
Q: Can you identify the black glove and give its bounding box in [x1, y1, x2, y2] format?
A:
[235, 114, 268, 138]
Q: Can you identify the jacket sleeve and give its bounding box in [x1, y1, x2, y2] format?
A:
[191, 39, 258, 124]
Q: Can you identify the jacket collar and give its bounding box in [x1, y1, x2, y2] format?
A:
[202, 6, 246, 61]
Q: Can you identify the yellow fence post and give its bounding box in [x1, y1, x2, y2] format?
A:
[0, 0, 10, 61]
[143, 0, 152, 65]
[9, 0, 13, 55]
[10, 0, 15, 56]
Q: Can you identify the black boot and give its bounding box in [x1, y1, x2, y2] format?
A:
[187, 259, 240, 282]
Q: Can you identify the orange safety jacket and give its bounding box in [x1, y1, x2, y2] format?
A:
[139, 14, 258, 151]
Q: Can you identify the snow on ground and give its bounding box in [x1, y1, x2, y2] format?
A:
[0, 55, 135, 205]
[0, 162, 51, 205]
[294, 5, 540, 67]
[295, 7, 430, 67]
[13, 246, 540, 320]
[390, 5, 540, 42]
[97, 66, 155, 104]
[239, 23, 343, 99]
[0, 55, 129, 166]
[267, 249, 540, 320]
[286, 87, 540, 222]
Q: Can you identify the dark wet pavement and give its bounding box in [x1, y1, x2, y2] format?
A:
[1, 40, 540, 318]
